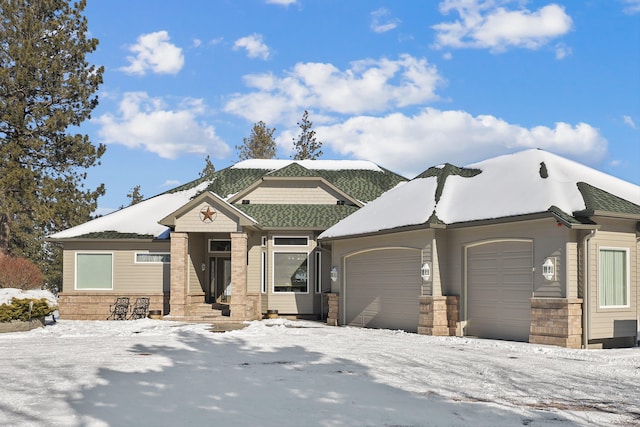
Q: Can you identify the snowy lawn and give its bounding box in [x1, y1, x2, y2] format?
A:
[0, 319, 638, 427]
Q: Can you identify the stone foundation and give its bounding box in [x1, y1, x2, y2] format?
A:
[529, 298, 583, 348]
[418, 295, 459, 336]
[58, 292, 168, 320]
[326, 293, 339, 326]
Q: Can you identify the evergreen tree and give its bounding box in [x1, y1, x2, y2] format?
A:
[199, 155, 216, 179]
[0, 0, 105, 287]
[126, 185, 144, 206]
[236, 121, 276, 160]
[292, 110, 322, 160]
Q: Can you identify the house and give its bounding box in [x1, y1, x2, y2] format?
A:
[319, 149, 640, 349]
[48, 159, 407, 322]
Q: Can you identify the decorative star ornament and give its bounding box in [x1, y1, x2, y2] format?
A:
[199, 206, 217, 222]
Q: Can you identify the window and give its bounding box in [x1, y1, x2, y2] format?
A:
[315, 251, 322, 293]
[273, 252, 308, 293]
[273, 237, 308, 246]
[209, 240, 231, 252]
[261, 252, 267, 293]
[76, 253, 113, 290]
[135, 253, 170, 263]
[599, 248, 629, 307]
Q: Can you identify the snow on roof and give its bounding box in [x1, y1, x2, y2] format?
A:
[232, 159, 384, 172]
[321, 149, 640, 239]
[49, 182, 210, 239]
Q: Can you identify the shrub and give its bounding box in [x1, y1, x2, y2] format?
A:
[0, 298, 54, 322]
[0, 256, 44, 290]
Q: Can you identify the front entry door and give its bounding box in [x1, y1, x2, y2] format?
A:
[209, 257, 232, 304]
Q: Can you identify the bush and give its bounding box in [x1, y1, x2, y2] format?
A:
[0, 298, 54, 322]
[0, 256, 44, 290]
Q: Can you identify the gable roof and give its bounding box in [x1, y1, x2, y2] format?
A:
[320, 149, 640, 239]
[49, 159, 405, 240]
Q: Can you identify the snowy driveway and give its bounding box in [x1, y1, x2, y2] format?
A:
[0, 318, 638, 426]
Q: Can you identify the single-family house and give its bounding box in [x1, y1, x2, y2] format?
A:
[319, 149, 640, 349]
[48, 159, 406, 322]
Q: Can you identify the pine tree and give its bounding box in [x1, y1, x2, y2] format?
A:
[126, 185, 144, 206]
[0, 0, 105, 287]
[199, 155, 216, 179]
[236, 121, 276, 160]
[292, 110, 322, 160]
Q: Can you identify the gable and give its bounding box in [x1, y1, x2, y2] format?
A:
[159, 192, 258, 233]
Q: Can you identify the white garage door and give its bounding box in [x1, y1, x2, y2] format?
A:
[344, 249, 421, 332]
[466, 240, 533, 342]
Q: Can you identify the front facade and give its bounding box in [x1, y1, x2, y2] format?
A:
[49, 159, 406, 322]
[320, 150, 640, 348]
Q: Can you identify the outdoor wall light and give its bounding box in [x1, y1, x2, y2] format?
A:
[330, 267, 338, 282]
[420, 262, 431, 281]
[201, 263, 206, 272]
[542, 257, 556, 281]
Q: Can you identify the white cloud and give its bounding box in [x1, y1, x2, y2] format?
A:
[371, 8, 401, 33]
[622, 0, 640, 14]
[311, 108, 607, 178]
[162, 179, 182, 187]
[224, 54, 444, 123]
[193, 38, 202, 48]
[95, 92, 230, 159]
[623, 115, 637, 129]
[432, 1, 573, 53]
[265, 0, 297, 5]
[233, 33, 271, 60]
[554, 43, 571, 60]
[120, 31, 184, 75]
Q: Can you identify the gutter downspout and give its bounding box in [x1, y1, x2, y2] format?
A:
[582, 229, 596, 349]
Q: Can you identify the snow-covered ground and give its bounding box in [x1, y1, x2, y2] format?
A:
[0, 318, 638, 427]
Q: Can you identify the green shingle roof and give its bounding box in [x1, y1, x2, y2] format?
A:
[576, 182, 640, 216]
[415, 163, 482, 203]
[235, 204, 359, 229]
[75, 231, 156, 239]
[183, 162, 407, 203]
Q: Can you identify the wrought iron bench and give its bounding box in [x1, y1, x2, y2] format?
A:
[128, 297, 150, 320]
[107, 297, 130, 320]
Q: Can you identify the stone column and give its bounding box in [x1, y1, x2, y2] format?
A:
[230, 232, 248, 320]
[418, 295, 459, 336]
[326, 293, 339, 326]
[529, 298, 583, 348]
[169, 232, 189, 317]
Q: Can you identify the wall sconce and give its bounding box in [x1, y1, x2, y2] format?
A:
[542, 257, 556, 281]
[330, 267, 338, 282]
[201, 263, 206, 272]
[420, 262, 431, 281]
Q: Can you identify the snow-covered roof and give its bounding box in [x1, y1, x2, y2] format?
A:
[49, 182, 210, 240]
[232, 159, 384, 172]
[320, 149, 640, 239]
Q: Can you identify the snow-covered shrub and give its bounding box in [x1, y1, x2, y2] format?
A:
[0, 298, 54, 322]
[0, 289, 57, 322]
[0, 256, 44, 290]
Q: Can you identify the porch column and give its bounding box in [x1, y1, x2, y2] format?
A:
[230, 232, 248, 320]
[169, 232, 189, 317]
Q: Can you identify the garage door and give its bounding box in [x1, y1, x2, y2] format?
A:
[466, 240, 533, 341]
[344, 249, 421, 332]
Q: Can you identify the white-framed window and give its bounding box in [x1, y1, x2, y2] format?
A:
[135, 253, 170, 263]
[315, 251, 322, 293]
[209, 239, 231, 252]
[273, 236, 308, 246]
[76, 252, 113, 290]
[273, 252, 308, 293]
[599, 247, 629, 308]
[261, 251, 267, 293]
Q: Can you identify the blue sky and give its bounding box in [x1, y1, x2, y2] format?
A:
[79, 0, 640, 213]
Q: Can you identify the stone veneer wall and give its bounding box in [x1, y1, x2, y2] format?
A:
[418, 295, 459, 336]
[326, 293, 339, 326]
[529, 298, 583, 348]
[58, 292, 168, 320]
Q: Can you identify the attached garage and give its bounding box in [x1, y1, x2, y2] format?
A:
[465, 240, 533, 341]
[344, 248, 422, 332]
